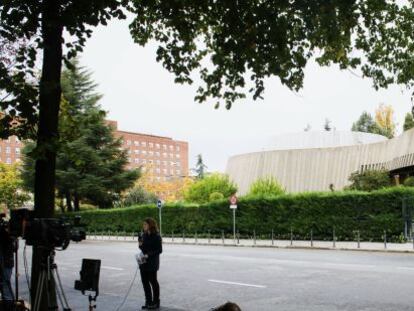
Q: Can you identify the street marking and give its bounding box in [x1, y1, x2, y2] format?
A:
[208, 279, 266, 288]
[397, 267, 414, 271]
[101, 266, 124, 271]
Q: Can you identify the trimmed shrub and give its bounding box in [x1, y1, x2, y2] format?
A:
[184, 173, 237, 203]
[123, 186, 158, 206]
[347, 169, 392, 191]
[247, 176, 285, 197]
[70, 187, 414, 242]
[404, 177, 414, 187]
[209, 192, 224, 202]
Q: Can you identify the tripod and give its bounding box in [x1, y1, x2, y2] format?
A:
[87, 294, 97, 311]
[32, 249, 71, 311]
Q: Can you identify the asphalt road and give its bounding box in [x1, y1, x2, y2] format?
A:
[14, 241, 414, 311]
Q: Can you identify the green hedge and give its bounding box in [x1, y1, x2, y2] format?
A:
[69, 187, 414, 242]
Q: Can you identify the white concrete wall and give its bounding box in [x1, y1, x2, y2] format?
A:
[226, 129, 414, 194]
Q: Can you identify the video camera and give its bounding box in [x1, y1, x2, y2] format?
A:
[7, 209, 86, 250]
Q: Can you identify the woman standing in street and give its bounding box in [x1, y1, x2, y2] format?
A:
[138, 218, 162, 310]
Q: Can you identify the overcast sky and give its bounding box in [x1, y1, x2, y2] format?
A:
[79, 17, 413, 172]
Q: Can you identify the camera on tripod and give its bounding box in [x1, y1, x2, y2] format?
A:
[8, 209, 86, 250]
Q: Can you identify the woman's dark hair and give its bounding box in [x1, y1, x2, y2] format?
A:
[211, 302, 242, 311]
[144, 217, 159, 234]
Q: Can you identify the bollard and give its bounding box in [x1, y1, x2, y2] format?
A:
[290, 227, 293, 246]
[357, 230, 360, 249]
[195, 232, 198, 244]
[208, 230, 211, 244]
[172, 231, 174, 242]
[237, 230, 240, 245]
[271, 229, 274, 246]
[222, 230, 225, 244]
[333, 228, 336, 248]
[384, 230, 387, 249]
[253, 230, 256, 245]
[183, 231, 185, 243]
[124, 232, 127, 240]
[310, 229, 314, 247]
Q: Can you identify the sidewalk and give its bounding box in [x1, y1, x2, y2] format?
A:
[86, 235, 414, 253]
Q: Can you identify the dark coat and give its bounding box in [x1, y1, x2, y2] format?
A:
[0, 226, 15, 268]
[139, 232, 162, 272]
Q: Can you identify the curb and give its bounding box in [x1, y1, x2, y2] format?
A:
[85, 237, 414, 254]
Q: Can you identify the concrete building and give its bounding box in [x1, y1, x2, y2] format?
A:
[226, 130, 414, 194]
[0, 121, 189, 181]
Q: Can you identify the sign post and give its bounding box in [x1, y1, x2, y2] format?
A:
[157, 199, 163, 236]
[229, 195, 238, 244]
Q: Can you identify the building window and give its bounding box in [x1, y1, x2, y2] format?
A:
[155, 152, 160, 157]
[176, 162, 181, 167]
[142, 150, 147, 156]
[149, 160, 153, 164]
[163, 169, 167, 174]
[176, 146, 180, 151]
[176, 170, 181, 175]
[127, 150, 132, 154]
[163, 144, 167, 150]
[134, 141, 139, 146]
[15, 148, 20, 154]
[156, 143, 160, 149]
[149, 143, 154, 148]
[163, 152, 167, 158]
[142, 160, 147, 164]
[170, 161, 175, 166]
[163, 161, 167, 166]
[169, 153, 173, 158]
[170, 169, 174, 175]
[6, 158, 11, 164]
[141, 142, 146, 147]
[149, 151, 154, 156]
[134, 158, 139, 164]
[128, 157, 132, 163]
[176, 154, 180, 159]
[169, 145, 174, 151]
[156, 177, 161, 181]
[126, 140, 131, 145]
[134, 150, 140, 155]
[156, 168, 160, 174]
[6, 147, 11, 154]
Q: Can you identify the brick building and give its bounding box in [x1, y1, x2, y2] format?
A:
[0, 121, 189, 181]
[0, 135, 22, 164]
[110, 121, 189, 181]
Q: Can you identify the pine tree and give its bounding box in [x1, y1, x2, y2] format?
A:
[22, 61, 139, 210]
[194, 154, 207, 180]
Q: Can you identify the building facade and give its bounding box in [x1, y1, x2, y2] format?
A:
[0, 121, 189, 180]
[0, 135, 22, 164]
[226, 130, 414, 194]
[110, 121, 189, 181]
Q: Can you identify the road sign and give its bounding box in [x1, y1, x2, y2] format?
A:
[157, 199, 163, 209]
[230, 195, 237, 205]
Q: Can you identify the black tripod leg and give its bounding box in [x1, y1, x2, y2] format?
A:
[53, 266, 71, 310]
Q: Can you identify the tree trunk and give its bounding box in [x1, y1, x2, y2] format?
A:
[74, 193, 80, 212]
[66, 191, 73, 212]
[31, 0, 63, 309]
